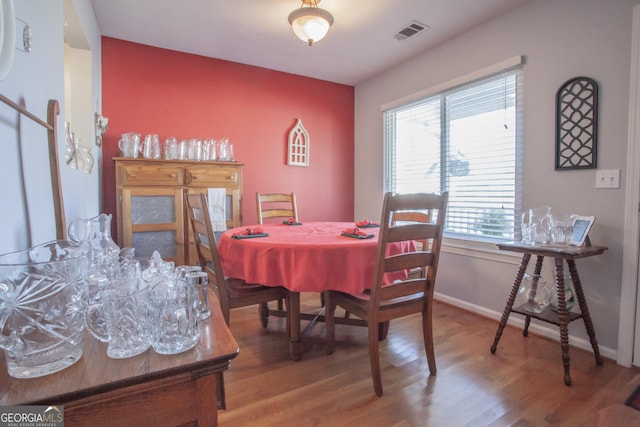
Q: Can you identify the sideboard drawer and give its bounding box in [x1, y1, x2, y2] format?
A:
[118, 163, 184, 186]
[185, 164, 241, 187]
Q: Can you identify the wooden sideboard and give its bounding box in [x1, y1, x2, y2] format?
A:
[0, 292, 239, 427]
[115, 158, 243, 265]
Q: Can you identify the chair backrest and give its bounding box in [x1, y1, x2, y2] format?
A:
[391, 210, 431, 251]
[370, 192, 448, 308]
[185, 193, 229, 303]
[256, 192, 298, 224]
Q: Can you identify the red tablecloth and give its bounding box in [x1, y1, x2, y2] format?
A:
[217, 222, 414, 295]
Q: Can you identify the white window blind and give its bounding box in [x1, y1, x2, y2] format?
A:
[383, 67, 523, 242]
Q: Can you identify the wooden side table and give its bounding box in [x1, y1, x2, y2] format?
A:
[490, 241, 607, 385]
[0, 292, 239, 426]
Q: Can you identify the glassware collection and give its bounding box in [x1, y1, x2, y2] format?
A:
[119, 132, 235, 162]
[517, 206, 581, 314]
[0, 214, 211, 378]
[520, 205, 574, 247]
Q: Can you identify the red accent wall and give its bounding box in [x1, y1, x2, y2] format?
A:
[101, 37, 354, 238]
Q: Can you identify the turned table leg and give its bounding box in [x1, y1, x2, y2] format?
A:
[567, 259, 603, 365]
[554, 258, 572, 386]
[288, 291, 302, 361]
[491, 253, 531, 353]
[522, 256, 545, 337]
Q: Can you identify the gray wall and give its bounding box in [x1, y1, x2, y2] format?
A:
[354, 0, 639, 357]
[0, 0, 102, 254]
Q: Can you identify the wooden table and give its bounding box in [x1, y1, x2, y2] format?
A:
[217, 222, 414, 360]
[490, 241, 607, 385]
[0, 292, 239, 427]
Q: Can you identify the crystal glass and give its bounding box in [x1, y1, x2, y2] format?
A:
[549, 214, 573, 247]
[530, 206, 551, 244]
[520, 211, 534, 244]
[102, 277, 151, 359]
[164, 137, 179, 160]
[148, 278, 201, 355]
[186, 271, 211, 320]
[0, 241, 90, 378]
[118, 132, 141, 158]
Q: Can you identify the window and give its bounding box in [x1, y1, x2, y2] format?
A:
[383, 65, 523, 242]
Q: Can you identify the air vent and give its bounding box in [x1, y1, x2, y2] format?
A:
[394, 20, 429, 41]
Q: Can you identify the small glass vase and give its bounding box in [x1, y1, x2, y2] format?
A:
[517, 273, 552, 314]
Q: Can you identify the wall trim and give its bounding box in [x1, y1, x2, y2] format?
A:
[443, 238, 521, 264]
[618, 4, 640, 368]
[435, 292, 617, 362]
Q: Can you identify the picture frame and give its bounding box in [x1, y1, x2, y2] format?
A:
[570, 215, 595, 247]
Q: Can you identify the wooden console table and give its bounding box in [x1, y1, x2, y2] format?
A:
[490, 241, 607, 386]
[0, 292, 239, 426]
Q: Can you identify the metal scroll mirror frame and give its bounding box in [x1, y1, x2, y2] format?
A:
[555, 76, 599, 170]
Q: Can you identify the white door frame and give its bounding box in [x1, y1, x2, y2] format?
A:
[618, 4, 640, 367]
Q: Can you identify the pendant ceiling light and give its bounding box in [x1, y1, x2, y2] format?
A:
[288, 0, 334, 46]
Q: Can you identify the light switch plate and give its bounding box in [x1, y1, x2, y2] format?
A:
[595, 169, 620, 189]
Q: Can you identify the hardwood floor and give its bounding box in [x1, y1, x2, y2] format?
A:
[218, 293, 640, 426]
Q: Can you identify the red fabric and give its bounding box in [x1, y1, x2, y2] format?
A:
[355, 219, 379, 227]
[341, 227, 370, 237]
[231, 226, 264, 237]
[218, 222, 414, 294]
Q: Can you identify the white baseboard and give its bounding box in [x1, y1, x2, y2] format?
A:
[434, 292, 617, 362]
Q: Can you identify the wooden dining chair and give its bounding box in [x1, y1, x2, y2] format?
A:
[185, 192, 292, 329]
[255, 192, 299, 313]
[256, 192, 299, 224]
[325, 191, 448, 396]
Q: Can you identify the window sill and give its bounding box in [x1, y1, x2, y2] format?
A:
[442, 237, 521, 264]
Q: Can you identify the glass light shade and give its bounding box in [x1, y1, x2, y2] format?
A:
[288, 7, 334, 46]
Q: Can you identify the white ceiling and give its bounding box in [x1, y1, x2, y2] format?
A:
[86, 0, 531, 86]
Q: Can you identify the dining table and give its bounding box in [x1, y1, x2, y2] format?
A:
[217, 221, 415, 360]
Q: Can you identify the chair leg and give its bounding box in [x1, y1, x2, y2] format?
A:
[378, 321, 389, 340]
[259, 302, 269, 329]
[325, 292, 336, 354]
[422, 307, 437, 375]
[369, 321, 383, 397]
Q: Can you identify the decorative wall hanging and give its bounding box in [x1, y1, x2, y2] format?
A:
[555, 76, 598, 170]
[95, 112, 108, 147]
[287, 118, 310, 166]
[65, 121, 94, 174]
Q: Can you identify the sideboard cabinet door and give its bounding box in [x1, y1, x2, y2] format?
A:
[120, 186, 184, 264]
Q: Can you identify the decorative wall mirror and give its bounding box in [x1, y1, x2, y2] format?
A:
[555, 76, 598, 170]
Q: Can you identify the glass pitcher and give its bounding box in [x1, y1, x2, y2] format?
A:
[68, 213, 120, 258]
[118, 132, 141, 158]
[529, 205, 552, 244]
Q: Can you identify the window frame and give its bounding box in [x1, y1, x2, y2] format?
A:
[382, 57, 524, 244]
